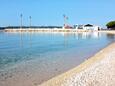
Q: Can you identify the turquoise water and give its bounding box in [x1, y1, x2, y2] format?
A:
[0, 32, 115, 71]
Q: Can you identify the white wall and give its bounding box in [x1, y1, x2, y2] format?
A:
[83, 26, 100, 31]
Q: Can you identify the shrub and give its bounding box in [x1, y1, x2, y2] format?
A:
[106, 21, 115, 29]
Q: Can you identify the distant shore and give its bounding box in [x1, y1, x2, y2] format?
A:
[4, 28, 115, 33]
[39, 33, 115, 86]
[4, 28, 93, 32]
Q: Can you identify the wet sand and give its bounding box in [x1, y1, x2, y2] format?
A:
[39, 41, 115, 86]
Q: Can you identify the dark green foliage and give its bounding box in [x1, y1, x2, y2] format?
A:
[106, 21, 115, 29]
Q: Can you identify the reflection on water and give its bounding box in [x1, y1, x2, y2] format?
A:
[20, 33, 23, 48]
[0, 32, 115, 70]
[19, 32, 34, 48]
[29, 32, 32, 48]
[76, 32, 100, 39]
[106, 33, 115, 39]
[19, 32, 101, 48]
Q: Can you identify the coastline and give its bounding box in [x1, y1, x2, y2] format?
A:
[4, 28, 115, 34]
[4, 28, 98, 32]
[39, 39, 115, 86]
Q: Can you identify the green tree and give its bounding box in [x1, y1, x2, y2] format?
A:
[106, 21, 115, 29]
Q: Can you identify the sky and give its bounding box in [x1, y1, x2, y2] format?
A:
[0, 0, 115, 27]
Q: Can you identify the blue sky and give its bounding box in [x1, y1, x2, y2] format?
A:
[0, 0, 115, 27]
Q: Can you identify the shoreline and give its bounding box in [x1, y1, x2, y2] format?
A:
[4, 28, 98, 32]
[4, 28, 115, 34]
[39, 41, 115, 86]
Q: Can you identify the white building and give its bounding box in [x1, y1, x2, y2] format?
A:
[75, 24, 101, 31]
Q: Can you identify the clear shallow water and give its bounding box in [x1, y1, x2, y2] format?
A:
[0, 31, 115, 85]
[0, 32, 115, 70]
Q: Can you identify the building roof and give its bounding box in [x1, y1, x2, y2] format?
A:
[84, 24, 93, 27]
